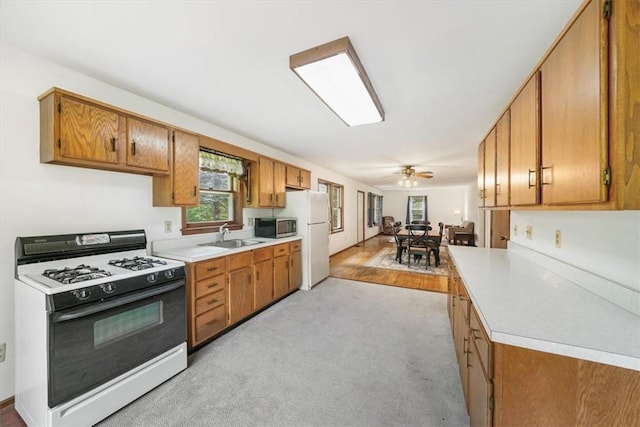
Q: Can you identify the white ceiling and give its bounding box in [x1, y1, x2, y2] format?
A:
[0, 0, 582, 190]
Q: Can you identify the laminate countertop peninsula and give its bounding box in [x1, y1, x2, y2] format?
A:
[447, 245, 640, 372]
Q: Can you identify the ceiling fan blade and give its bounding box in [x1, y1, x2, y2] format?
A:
[415, 171, 434, 178]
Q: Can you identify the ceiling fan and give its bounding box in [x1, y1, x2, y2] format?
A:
[398, 166, 434, 179]
[394, 166, 434, 187]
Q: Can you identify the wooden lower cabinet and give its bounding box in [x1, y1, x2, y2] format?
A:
[289, 241, 302, 291]
[254, 247, 274, 310]
[186, 240, 301, 349]
[448, 263, 640, 426]
[273, 243, 290, 299]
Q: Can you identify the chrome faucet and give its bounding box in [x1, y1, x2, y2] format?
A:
[219, 223, 230, 242]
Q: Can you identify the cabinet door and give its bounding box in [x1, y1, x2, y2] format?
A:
[495, 111, 510, 207]
[299, 169, 311, 189]
[484, 129, 497, 207]
[454, 301, 470, 409]
[59, 96, 120, 164]
[289, 249, 302, 291]
[273, 254, 289, 299]
[510, 73, 540, 206]
[126, 117, 170, 172]
[541, 0, 607, 204]
[286, 166, 301, 187]
[228, 267, 253, 324]
[478, 142, 486, 207]
[468, 342, 493, 427]
[172, 130, 199, 205]
[258, 157, 275, 207]
[273, 161, 286, 207]
[254, 259, 273, 309]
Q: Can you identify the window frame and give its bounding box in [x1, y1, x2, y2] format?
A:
[181, 149, 245, 236]
[407, 195, 428, 224]
[318, 179, 344, 234]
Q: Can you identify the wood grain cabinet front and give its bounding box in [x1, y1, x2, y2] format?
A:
[39, 88, 171, 176]
[253, 247, 274, 310]
[258, 157, 286, 207]
[227, 252, 254, 324]
[153, 129, 200, 206]
[273, 243, 290, 299]
[289, 241, 302, 291]
[285, 165, 311, 189]
[188, 257, 228, 348]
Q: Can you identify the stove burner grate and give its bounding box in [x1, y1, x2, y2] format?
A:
[43, 264, 113, 284]
[108, 256, 168, 271]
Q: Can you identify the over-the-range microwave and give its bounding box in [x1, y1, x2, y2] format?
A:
[254, 217, 297, 238]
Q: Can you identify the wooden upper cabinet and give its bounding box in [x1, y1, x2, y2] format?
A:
[495, 111, 510, 207]
[286, 165, 311, 189]
[510, 73, 540, 206]
[258, 157, 275, 207]
[484, 129, 497, 208]
[58, 96, 120, 164]
[258, 157, 286, 207]
[273, 161, 286, 207]
[126, 117, 170, 173]
[540, 0, 608, 205]
[153, 129, 200, 206]
[39, 88, 170, 176]
[477, 142, 486, 207]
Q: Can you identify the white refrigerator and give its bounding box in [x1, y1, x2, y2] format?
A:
[279, 190, 330, 290]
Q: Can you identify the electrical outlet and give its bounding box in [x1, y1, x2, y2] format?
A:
[164, 220, 172, 233]
[525, 225, 533, 240]
[513, 224, 518, 236]
[248, 217, 254, 227]
[0, 342, 6, 363]
[555, 230, 561, 248]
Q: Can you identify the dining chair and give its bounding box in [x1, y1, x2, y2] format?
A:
[406, 224, 430, 269]
[392, 222, 408, 263]
[426, 222, 445, 267]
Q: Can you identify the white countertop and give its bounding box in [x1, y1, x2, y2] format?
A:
[448, 246, 640, 371]
[152, 236, 301, 263]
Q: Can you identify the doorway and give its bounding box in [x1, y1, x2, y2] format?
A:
[356, 191, 365, 246]
[490, 210, 510, 249]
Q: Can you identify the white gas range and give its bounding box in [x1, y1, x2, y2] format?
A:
[14, 230, 188, 427]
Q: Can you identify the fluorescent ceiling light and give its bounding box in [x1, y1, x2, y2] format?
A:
[290, 37, 384, 127]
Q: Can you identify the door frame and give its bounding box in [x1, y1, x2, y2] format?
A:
[356, 190, 365, 246]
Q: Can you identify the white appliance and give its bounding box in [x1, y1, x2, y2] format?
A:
[14, 230, 188, 427]
[280, 190, 330, 290]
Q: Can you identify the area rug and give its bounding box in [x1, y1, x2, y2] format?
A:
[364, 245, 449, 276]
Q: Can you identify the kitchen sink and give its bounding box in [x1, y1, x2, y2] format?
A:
[198, 239, 264, 249]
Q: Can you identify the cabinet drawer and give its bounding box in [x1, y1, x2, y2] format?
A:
[273, 243, 289, 257]
[228, 251, 252, 271]
[195, 258, 226, 281]
[195, 289, 226, 316]
[470, 304, 492, 379]
[194, 304, 226, 343]
[195, 274, 226, 299]
[289, 240, 301, 252]
[253, 247, 273, 263]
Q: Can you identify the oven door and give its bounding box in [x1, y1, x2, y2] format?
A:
[48, 280, 186, 408]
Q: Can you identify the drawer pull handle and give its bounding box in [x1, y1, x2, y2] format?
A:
[131, 141, 136, 155]
[111, 137, 116, 152]
[207, 299, 219, 305]
[207, 266, 218, 272]
[207, 283, 219, 289]
[206, 319, 219, 326]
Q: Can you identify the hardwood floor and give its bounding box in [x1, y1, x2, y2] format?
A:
[329, 234, 448, 293]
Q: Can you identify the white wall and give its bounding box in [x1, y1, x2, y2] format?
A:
[382, 186, 469, 226]
[511, 210, 640, 291]
[0, 43, 379, 401]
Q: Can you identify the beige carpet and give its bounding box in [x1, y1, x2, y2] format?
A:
[364, 245, 449, 276]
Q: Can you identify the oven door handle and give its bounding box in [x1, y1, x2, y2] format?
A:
[51, 280, 185, 323]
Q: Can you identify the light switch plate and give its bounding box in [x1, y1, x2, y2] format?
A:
[164, 220, 172, 233]
[555, 230, 561, 248]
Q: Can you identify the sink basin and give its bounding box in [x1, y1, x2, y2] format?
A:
[198, 239, 264, 249]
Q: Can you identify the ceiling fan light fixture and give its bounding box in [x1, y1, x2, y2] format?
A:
[290, 37, 384, 127]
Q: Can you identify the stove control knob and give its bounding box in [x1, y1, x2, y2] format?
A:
[100, 282, 116, 294]
[164, 269, 175, 279]
[72, 289, 91, 300]
[147, 272, 158, 283]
